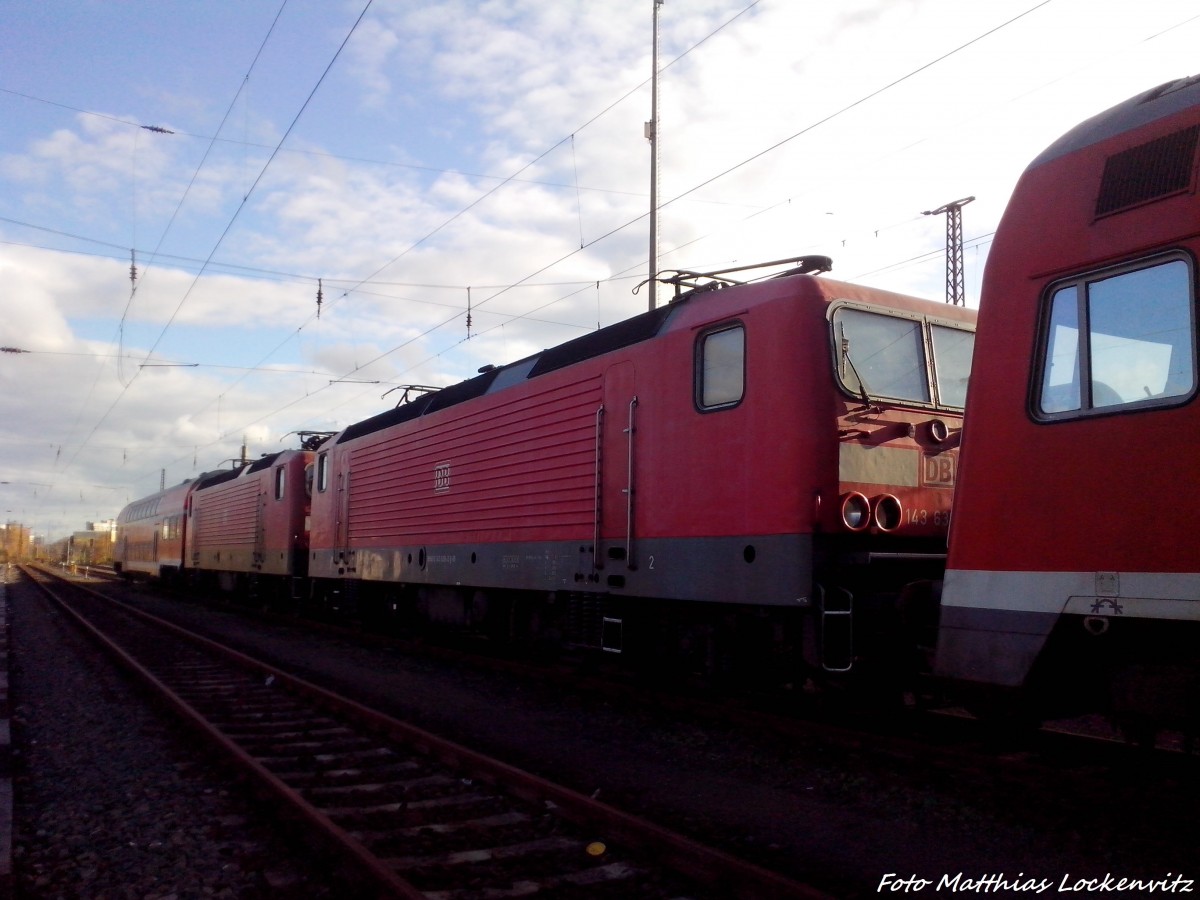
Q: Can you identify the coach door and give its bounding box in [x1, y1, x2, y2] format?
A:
[597, 361, 638, 580]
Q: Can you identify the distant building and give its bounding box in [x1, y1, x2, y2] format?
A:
[69, 522, 114, 565]
[87, 519, 118, 540]
[1, 521, 31, 563]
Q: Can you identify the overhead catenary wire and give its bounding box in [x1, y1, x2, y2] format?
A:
[355, 0, 1060, 335]
[0, 86, 747, 206]
[55, 0, 296, 466]
[0, 216, 654, 291]
[57, 0, 376, 477]
[106, 1, 780, 480]
[9, 3, 1003, 489]
[130, 0, 1065, 484]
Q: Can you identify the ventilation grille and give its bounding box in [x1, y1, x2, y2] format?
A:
[1095, 124, 1199, 217]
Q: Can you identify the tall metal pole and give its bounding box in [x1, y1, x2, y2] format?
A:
[922, 196, 974, 306]
[647, 0, 663, 311]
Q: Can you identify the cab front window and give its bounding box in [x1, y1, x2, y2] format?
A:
[930, 325, 975, 408]
[835, 309, 929, 404]
[831, 306, 973, 409]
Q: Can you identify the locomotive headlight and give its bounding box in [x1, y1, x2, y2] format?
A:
[840, 492, 871, 531]
[928, 418, 950, 443]
[872, 494, 903, 532]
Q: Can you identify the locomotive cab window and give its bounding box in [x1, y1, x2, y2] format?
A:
[930, 324, 975, 408]
[1036, 255, 1195, 417]
[834, 308, 930, 405]
[316, 453, 329, 492]
[274, 466, 286, 501]
[830, 305, 973, 409]
[696, 324, 745, 410]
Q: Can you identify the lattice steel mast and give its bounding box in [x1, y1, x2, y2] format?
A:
[923, 196, 974, 305]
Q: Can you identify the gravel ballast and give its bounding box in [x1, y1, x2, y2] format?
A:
[7, 572, 341, 899]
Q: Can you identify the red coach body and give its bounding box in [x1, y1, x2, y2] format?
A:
[937, 75, 1200, 722]
[113, 479, 194, 579]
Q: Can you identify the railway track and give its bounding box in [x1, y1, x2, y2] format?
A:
[108, 573, 1200, 802]
[20, 565, 827, 899]
[171, 578, 1197, 767]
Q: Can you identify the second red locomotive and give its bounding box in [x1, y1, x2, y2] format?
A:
[188, 447, 315, 596]
[115, 447, 316, 602]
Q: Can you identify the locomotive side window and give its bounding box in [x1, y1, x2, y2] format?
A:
[696, 324, 745, 410]
[274, 466, 286, 500]
[1036, 256, 1195, 417]
[316, 453, 329, 492]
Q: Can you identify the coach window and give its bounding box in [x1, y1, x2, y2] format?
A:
[274, 466, 286, 500]
[1037, 256, 1195, 417]
[317, 453, 329, 492]
[696, 324, 745, 410]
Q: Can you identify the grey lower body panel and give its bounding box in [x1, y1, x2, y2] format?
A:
[194, 548, 298, 577]
[311, 533, 813, 608]
[934, 604, 1059, 687]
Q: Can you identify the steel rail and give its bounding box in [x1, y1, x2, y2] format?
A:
[23, 565, 831, 900]
[21, 565, 423, 898]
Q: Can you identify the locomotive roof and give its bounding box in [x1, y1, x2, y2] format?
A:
[191, 467, 244, 491]
[187, 451, 289, 492]
[337, 287, 684, 445]
[245, 451, 283, 473]
[1031, 73, 1200, 168]
[332, 263, 966, 447]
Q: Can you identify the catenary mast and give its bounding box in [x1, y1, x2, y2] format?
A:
[923, 196, 975, 305]
[647, 0, 663, 310]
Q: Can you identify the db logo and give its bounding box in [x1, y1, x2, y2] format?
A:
[434, 462, 452, 493]
[922, 454, 955, 487]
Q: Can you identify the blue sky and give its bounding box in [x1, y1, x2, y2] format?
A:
[1, 0, 1197, 539]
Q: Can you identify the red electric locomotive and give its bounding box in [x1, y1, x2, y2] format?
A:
[936, 74, 1200, 729]
[187, 448, 315, 599]
[308, 258, 975, 683]
[115, 447, 317, 596]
